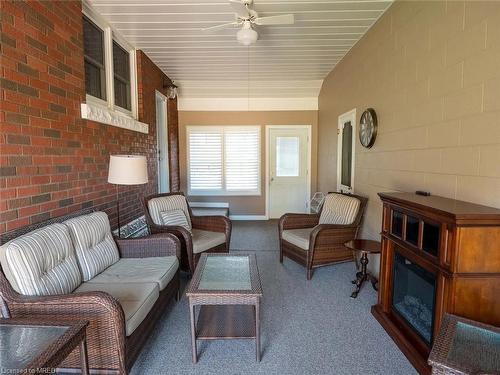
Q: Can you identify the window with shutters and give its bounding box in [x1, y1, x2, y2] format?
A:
[82, 8, 137, 117]
[187, 126, 261, 196]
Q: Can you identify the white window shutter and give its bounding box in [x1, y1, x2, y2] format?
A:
[188, 129, 223, 191]
[225, 127, 260, 193]
[187, 126, 260, 195]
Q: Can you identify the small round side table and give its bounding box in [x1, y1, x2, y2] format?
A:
[344, 239, 381, 299]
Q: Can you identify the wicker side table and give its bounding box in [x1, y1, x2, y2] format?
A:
[428, 314, 500, 375]
[0, 318, 89, 374]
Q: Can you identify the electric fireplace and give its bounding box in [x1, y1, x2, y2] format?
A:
[372, 192, 500, 375]
[392, 252, 436, 345]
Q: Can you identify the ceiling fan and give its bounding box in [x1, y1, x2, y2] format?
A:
[202, 0, 295, 46]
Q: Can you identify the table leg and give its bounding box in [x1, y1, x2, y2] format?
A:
[351, 252, 369, 298]
[189, 303, 197, 363]
[255, 301, 260, 362]
[80, 338, 89, 375]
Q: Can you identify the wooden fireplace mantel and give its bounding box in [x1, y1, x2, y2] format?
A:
[372, 192, 500, 375]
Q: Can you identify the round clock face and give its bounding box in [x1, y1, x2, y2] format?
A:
[359, 108, 377, 148]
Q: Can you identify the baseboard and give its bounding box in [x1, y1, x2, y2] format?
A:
[229, 215, 268, 220]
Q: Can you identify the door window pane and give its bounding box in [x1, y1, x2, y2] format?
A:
[113, 41, 131, 110]
[341, 121, 352, 187]
[276, 137, 299, 177]
[83, 16, 106, 100]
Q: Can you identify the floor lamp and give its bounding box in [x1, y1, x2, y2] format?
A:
[108, 155, 148, 238]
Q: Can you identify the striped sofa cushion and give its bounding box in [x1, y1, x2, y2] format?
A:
[319, 193, 361, 225]
[64, 212, 120, 281]
[0, 223, 82, 296]
[160, 209, 192, 233]
[148, 195, 192, 228]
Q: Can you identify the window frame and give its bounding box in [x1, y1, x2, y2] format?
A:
[82, 2, 138, 119]
[186, 125, 261, 197]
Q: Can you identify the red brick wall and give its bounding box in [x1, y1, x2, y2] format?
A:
[0, 0, 179, 234]
[136, 50, 180, 192]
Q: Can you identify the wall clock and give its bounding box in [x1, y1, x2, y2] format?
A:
[359, 108, 377, 148]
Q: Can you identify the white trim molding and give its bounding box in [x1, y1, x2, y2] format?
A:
[81, 102, 149, 134]
[178, 97, 318, 111]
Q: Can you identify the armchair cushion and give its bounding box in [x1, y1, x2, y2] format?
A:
[86, 256, 179, 291]
[147, 195, 192, 228]
[160, 209, 192, 233]
[0, 223, 82, 296]
[319, 193, 360, 225]
[192, 229, 226, 254]
[64, 212, 120, 281]
[74, 281, 159, 336]
[282, 227, 314, 250]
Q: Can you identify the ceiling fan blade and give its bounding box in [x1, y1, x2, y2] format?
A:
[229, 0, 250, 19]
[254, 14, 295, 26]
[202, 22, 239, 32]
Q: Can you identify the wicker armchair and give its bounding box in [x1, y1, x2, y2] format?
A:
[0, 210, 181, 374]
[143, 192, 232, 274]
[279, 192, 367, 280]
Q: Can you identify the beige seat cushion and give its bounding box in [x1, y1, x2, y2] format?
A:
[74, 282, 159, 336]
[87, 256, 179, 291]
[319, 193, 360, 225]
[64, 212, 120, 281]
[0, 223, 81, 296]
[191, 229, 226, 254]
[282, 227, 315, 250]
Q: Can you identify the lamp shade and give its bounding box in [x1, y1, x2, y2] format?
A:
[108, 155, 148, 185]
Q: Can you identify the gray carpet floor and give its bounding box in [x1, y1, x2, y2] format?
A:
[130, 221, 416, 375]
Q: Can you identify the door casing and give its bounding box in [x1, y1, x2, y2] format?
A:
[337, 109, 356, 194]
[155, 90, 170, 193]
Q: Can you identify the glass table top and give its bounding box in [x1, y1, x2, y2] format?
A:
[198, 256, 251, 291]
[446, 321, 500, 373]
[0, 324, 68, 371]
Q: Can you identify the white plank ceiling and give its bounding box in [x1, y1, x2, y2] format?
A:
[88, 0, 393, 104]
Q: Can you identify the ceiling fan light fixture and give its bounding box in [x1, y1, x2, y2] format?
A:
[237, 25, 258, 46]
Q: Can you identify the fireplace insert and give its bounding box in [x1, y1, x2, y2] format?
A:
[392, 251, 437, 345]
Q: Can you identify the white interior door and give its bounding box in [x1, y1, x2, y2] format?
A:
[337, 109, 356, 194]
[268, 127, 309, 218]
[156, 91, 170, 193]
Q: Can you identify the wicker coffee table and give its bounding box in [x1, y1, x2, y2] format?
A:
[186, 253, 263, 363]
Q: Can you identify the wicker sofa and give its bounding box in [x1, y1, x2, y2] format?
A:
[0, 210, 181, 374]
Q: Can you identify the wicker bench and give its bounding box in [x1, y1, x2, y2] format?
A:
[0, 209, 181, 374]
